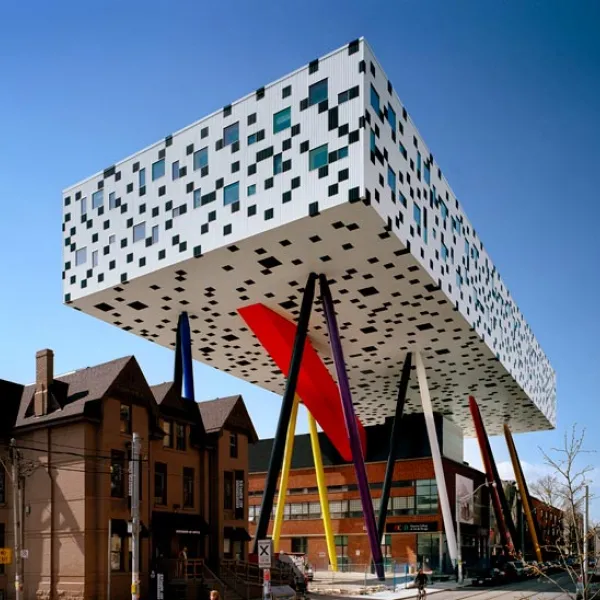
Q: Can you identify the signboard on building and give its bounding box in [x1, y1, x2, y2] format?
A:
[156, 572, 164, 600]
[386, 522, 438, 533]
[235, 470, 245, 519]
[258, 539, 273, 568]
[0, 548, 12, 565]
[456, 474, 475, 524]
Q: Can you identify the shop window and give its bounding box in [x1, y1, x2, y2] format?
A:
[417, 532, 440, 571]
[110, 450, 125, 498]
[120, 404, 131, 434]
[224, 471, 234, 510]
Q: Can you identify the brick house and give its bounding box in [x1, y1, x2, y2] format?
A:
[0, 349, 255, 600]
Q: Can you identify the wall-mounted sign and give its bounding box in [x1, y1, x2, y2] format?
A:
[386, 522, 438, 533]
[235, 470, 245, 519]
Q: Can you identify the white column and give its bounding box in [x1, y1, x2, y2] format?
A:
[415, 352, 458, 565]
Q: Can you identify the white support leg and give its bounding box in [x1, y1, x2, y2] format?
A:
[415, 351, 458, 566]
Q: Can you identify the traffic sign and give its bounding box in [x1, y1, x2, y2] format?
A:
[258, 539, 272, 568]
[0, 548, 12, 565]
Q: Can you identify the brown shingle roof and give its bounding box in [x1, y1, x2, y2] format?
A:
[198, 395, 258, 442]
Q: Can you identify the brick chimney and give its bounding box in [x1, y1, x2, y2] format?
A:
[34, 349, 54, 417]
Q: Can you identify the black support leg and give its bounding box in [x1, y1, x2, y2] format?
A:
[252, 272, 318, 553]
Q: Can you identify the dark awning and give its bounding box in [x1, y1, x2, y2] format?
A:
[224, 526, 251, 542]
[111, 518, 149, 538]
[151, 511, 208, 535]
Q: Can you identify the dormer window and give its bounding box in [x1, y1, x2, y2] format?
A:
[120, 404, 131, 434]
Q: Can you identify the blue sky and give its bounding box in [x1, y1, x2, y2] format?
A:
[1, 1, 599, 516]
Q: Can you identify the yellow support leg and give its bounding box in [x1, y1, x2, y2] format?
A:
[272, 396, 299, 553]
[308, 412, 338, 572]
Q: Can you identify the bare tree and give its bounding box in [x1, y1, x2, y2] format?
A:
[531, 473, 562, 507]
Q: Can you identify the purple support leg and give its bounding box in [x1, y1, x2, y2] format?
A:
[319, 275, 385, 581]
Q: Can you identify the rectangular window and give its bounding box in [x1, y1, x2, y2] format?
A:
[387, 104, 396, 131]
[154, 462, 167, 505]
[370, 130, 376, 152]
[424, 162, 431, 185]
[92, 189, 104, 209]
[370, 85, 380, 113]
[81, 197, 87, 215]
[415, 479, 438, 515]
[273, 153, 283, 175]
[417, 151, 422, 174]
[224, 471, 234, 510]
[309, 144, 328, 171]
[413, 204, 421, 226]
[223, 122, 239, 146]
[162, 420, 173, 448]
[0, 469, 5, 504]
[193, 189, 202, 208]
[291, 537, 308, 554]
[133, 222, 146, 243]
[92, 250, 98, 268]
[152, 225, 159, 245]
[338, 146, 348, 159]
[247, 184, 256, 196]
[224, 182, 240, 205]
[175, 423, 186, 451]
[247, 133, 257, 145]
[109, 192, 117, 209]
[110, 450, 125, 498]
[183, 467, 194, 508]
[387, 166, 396, 193]
[152, 159, 165, 181]
[273, 107, 291, 133]
[230, 432, 238, 458]
[193, 147, 208, 171]
[172, 161, 180, 180]
[119, 404, 131, 434]
[110, 529, 123, 571]
[139, 168, 146, 188]
[440, 201, 448, 220]
[308, 79, 328, 106]
[441, 243, 448, 262]
[75, 247, 87, 266]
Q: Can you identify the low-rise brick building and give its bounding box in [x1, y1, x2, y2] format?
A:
[248, 413, 490, 573]
[0, 349, 256, 600]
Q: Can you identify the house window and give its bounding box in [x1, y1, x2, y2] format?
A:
[308, 79, 327, 106]
[75, 247, 87, 266]
[110, 450, 125, 498]
[291, 537, 308, 554]
[273, 107, 291, 134]
[92, 189, 104, 209]
[162, 420, 173, 448]
[119, 404, 131, 434]
[273, 154, 283, 175]
[183, 467, 194, 508]
[223, 122, 239, 146]
[152, 159, 165, 181]
[154, 462, 167, 505]
[309, 144, 328, 171]
[230, 432, 238, 458]
[224, 471, 234, 510]
[172, 161, 180, 180]
[370, 85, 380, 113]
[193, 147, 208, 171]
[110, 528, 124, 571]
[175, 423, 186, 451]
[387, 166, 396, 193]
[133, 222, 146, 243]
[139, 168, 146, 188]
[223, 182, 239, 206]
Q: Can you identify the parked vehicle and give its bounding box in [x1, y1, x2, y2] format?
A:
[471, 566, 506, 586]
[504, 561, 527, 580]
[576, 571, 600, 600]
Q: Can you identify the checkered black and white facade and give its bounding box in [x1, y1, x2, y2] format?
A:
[62, 38, 556, 436]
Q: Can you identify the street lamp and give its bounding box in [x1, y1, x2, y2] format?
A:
[457, 482, 489, 584]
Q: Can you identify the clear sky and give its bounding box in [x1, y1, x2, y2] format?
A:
[1, 1, 599, 516]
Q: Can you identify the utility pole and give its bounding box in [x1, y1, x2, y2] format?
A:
[131, 433, 141, 600]
[10, 439, 22, 600]
[456, 498, 462, 583]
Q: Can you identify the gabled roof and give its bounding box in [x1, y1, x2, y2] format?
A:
[198, 395, 258, 443]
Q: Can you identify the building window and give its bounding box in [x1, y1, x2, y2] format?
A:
[133, 222, 146, 243]
[152, 225, 159, 245]
[119, 404, 131, 434]
[308, 79, 327, 106]
[175, 423, 186, 451]
[291, 537, 308, 554]
[194, 147, 208, 171]
[273, 153, 283, 175]
[224, 182, 239, 206]
[248, 133, 257, 145]
[417, 533, 441, 571]
[172, 161, 180, 180]
[387, 104, 396, 131]
[75, 247, 87, 266]
[273, 107, 291, 133]
[247, 184, 256, 196]
[230, 432, 238, 458]
[110, 528, 124, 571]
[424, 162, 431, 185]
[370, 85, 380, 113]
[223, 122, 239, 146]
[139, 168, 146, 188]
[415, 479, 438, 515]
[92, 250, 98, 268]
[109, 192, 117, 209]
[81, 196, 87, 215]
[224, 471, 234, 510]
[0, 469, 5, 504]
[152, 159, 165, 181]
[154, 462, 167, 505]
[223, 537, 232, 557]
[387, 166, 396, 193]
[335, 535, 348, 567]
[183, 467, 194, 508]
[309, 144, 328, 171]
[392, 496, 415, 516]
[413, 204, 421, 226]
[92, 189, 104, 209]
[441, 243, 448, 262]
[110, 450, 125, 498]
[193, 188, 202, 208]
[162, 420, 173, 448]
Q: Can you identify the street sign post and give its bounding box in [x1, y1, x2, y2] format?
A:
[258, 539, 273, 600]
